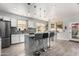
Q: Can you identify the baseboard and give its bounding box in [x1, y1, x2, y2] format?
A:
[11, 42, 24, 45]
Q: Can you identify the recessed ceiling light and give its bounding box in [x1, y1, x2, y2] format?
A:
[34, 5, 36, 8]
[44, 10, 46, 12]
[77, 3, 79, 4]
[27, 3, 31, 5]
[28, 11, 30, 13]
[40, 8, 41, 10]
[76, 3, 79, 5]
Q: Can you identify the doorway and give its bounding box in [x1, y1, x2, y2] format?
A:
[50, 19, 64, 40]
[70, 23, 79, 41]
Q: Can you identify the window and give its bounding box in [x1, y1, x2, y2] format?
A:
[17, 20, 27, 31]
[36, 23, 46, 33]
[50, 19, 63, 32]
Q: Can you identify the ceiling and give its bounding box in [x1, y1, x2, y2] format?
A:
[0, 3, 79, 21]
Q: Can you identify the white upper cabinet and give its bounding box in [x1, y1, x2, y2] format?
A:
[3, 16, 11, 21]
[11, 18, 17, 27]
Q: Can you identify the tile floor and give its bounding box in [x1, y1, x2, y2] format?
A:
[1, 43, 25, 56]
[1, 40, 79, 56]
[41, 40, 79, 56]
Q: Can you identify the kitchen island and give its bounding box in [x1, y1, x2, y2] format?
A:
[24, 32, 54, 56]
[11, 32, 54, 56]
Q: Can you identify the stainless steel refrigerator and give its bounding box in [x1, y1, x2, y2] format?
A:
[0, 20, 11, 48]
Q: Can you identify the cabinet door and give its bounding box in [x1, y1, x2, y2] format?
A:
[11, 35, 16, 44]
[11, 18, 17, 27]
[20, 34, 24, 42]
[11, 35, 20, 44]
[3, 17, 10, 21]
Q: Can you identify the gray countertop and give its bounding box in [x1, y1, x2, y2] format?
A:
[12, 31, 54, 38]
[29, 35, 35, 37]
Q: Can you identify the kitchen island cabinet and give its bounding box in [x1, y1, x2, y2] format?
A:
[24, 32, 50, 56]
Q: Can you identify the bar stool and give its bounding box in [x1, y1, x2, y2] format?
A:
[33, 33, 43, 56]
[38, 33, 43, 50]
[42, 33, 48, 51]
[50, 32, 54, 41]
[49, 32, 54, 48]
